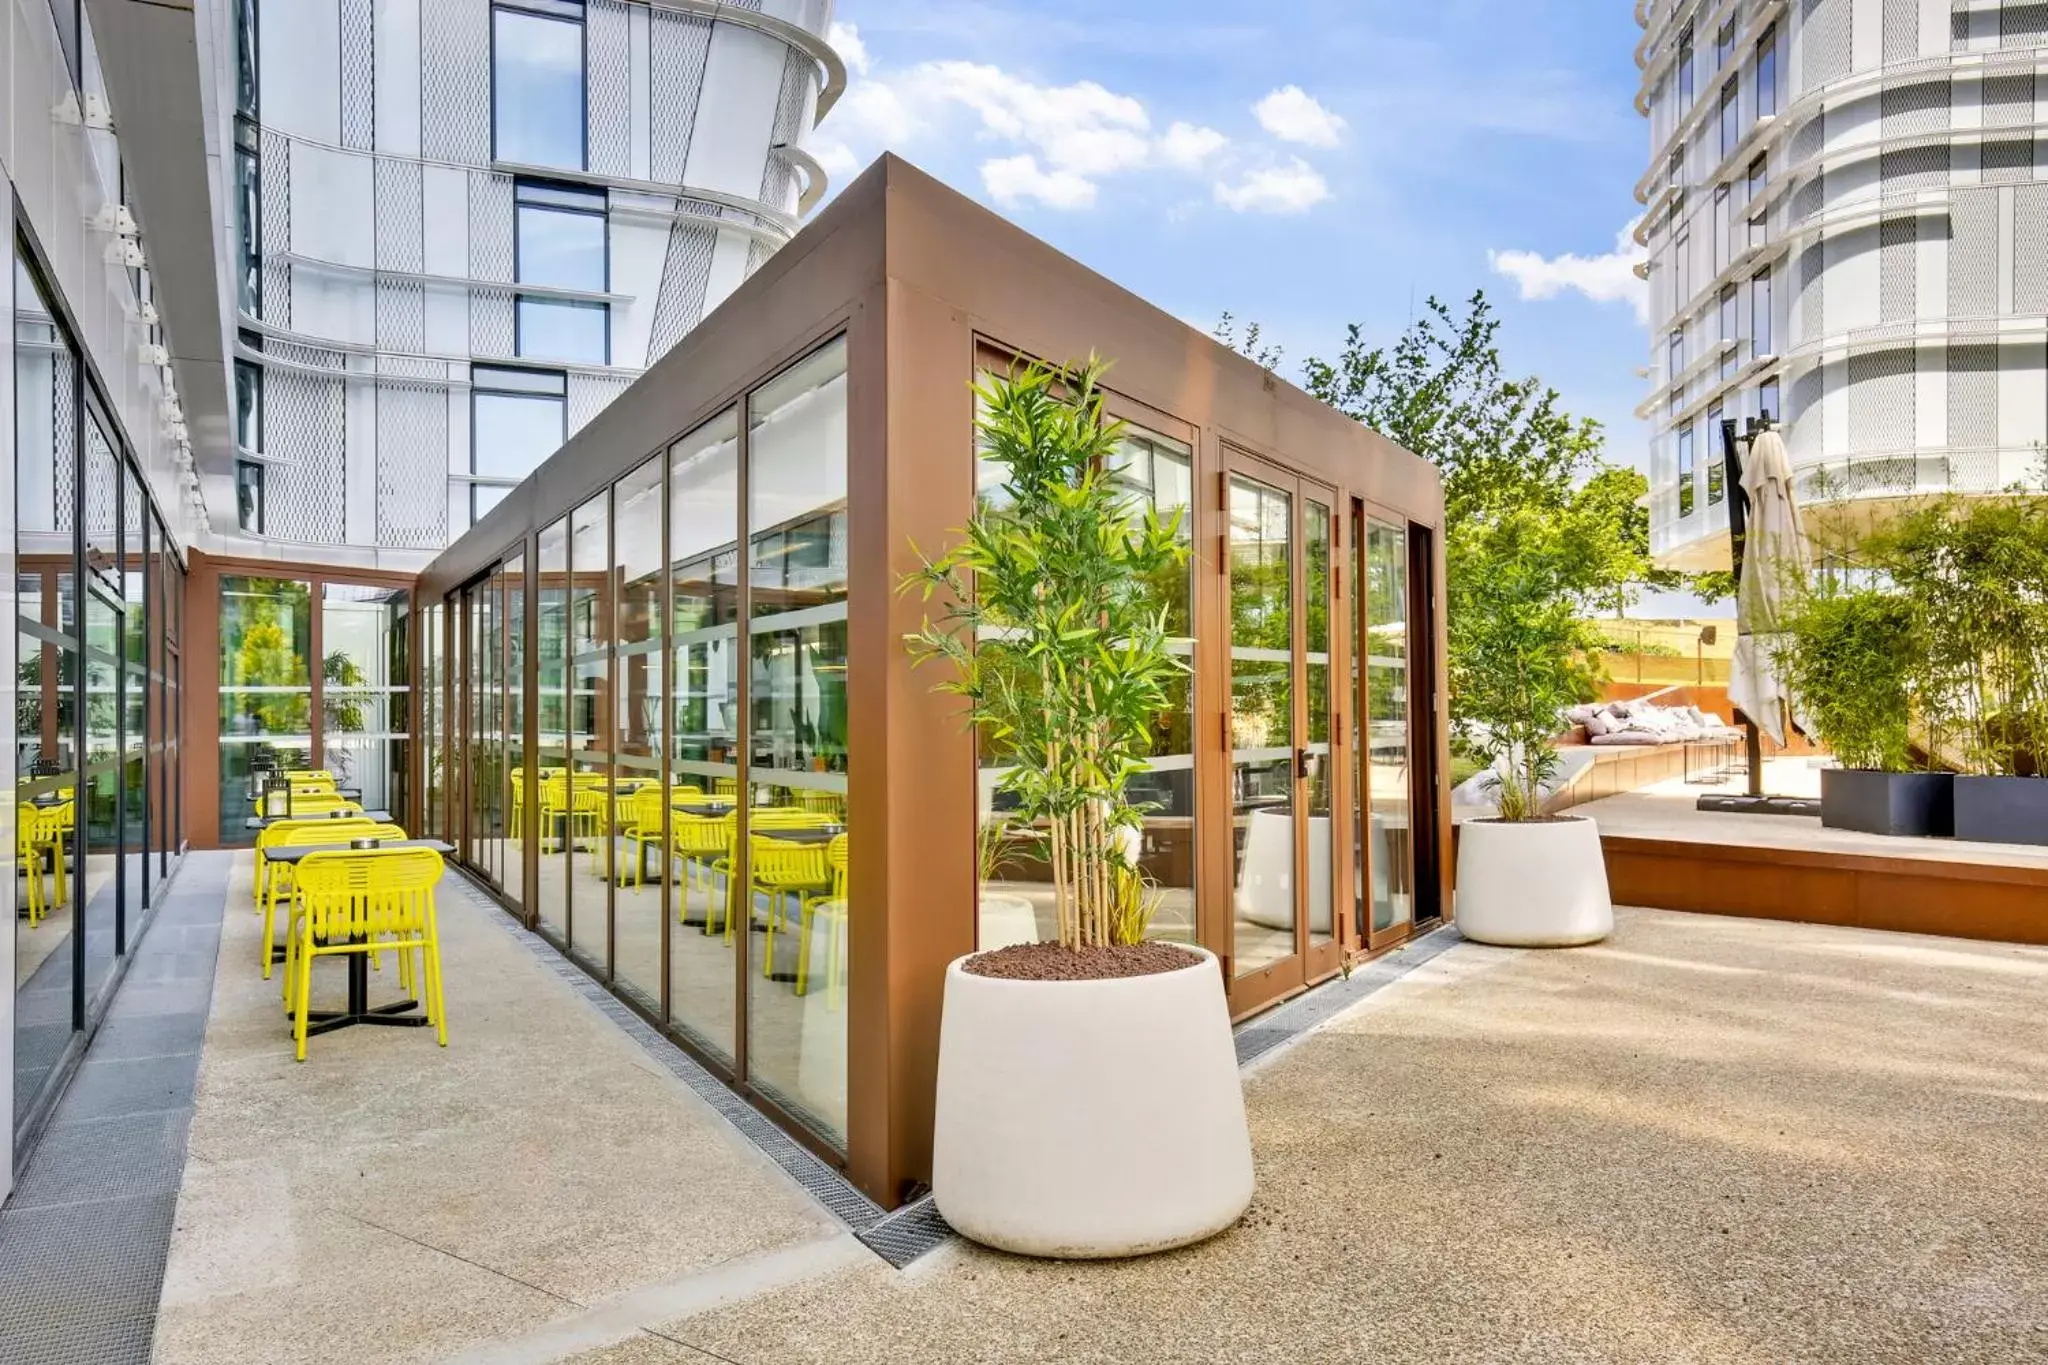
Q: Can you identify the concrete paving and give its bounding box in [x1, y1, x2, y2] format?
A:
[153, 863, 2048, 1364]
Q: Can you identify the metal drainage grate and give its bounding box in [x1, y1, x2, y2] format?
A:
[857, 1194, 954, 1268]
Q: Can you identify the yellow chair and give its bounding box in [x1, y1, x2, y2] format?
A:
[622, 787, 669, 889]
[668, 785, 705, 804]
[283, 769, 335, 784]
[573, 783, 611, 876]
[713, 776, 738, 798]
[257, 817, 388, 976]
[793, 788, 844, 819]
[747, 832, 832, 975]
[252, 794, 363, 819]
[285, 847, 448, 1061]
[16, 803, 70, 926]
[673, 812, 735, 929]
[798, 833, 850, 1006]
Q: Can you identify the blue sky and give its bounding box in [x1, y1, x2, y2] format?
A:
[816, 0, 1651, 477]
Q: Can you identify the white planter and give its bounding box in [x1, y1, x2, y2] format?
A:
[1454, 816, 1613, 947]
[931, 945, 1254, 1259]
[1235, 809, 1333, 933]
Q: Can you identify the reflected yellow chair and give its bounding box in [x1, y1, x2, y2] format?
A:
[623, 787, 668, 889]
[798, 833, 850, 1006]
[574, 784, 611, 876]
[285, 847, 447, 1061]
[674, 813, 734, 929]
[17, 803, 70, 926]
[747, 831, 833, 976]
[713, 777, 738, 798]
[793, 788, 844, 819]
[283, 769, 334, 784]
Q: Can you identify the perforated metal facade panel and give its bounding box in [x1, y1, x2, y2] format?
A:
[375, 158, 425, 354]
[1848, 350, 1915, 453]
[650, 12, 716, 183]
[587, 0, 633, 178]
[1880, 216, 1917, 322]
[1947, 345, 1999, 450]
[468, 172, 513, 358]
[648, 213, 719, 359]
[1949, 188, 1999, 317]
[421, 0, 490, 165]
[339, 0, 375, 151]
[264, 343, 348, 543]
[376, 384, 449, 548]
[1801, 0, 1852, 92]
[260, 128, 291, 327]
[1881, 0, 1920, 62]
[1980, 71, 2036, 184]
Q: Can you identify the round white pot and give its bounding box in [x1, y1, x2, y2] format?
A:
[931, 945, 1254, 1259]
[1455, 816, 1613, 946]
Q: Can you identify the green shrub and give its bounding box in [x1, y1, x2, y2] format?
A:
[1774, 587, 1919, 772]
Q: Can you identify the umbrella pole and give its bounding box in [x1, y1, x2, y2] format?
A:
[1720, 416, 1767, 799]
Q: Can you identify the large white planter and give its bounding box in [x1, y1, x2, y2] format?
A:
[931, 945, 1254, 1258]
[1455, 816, 1613, 946]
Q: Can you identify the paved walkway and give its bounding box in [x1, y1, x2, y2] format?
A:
[139, 860, 2048, 1363]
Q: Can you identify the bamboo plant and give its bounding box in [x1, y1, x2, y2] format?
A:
[904, 359, 1188, 951]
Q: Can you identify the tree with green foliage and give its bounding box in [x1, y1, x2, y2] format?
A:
[1773, 586, 1920, 773]
[905, 359, 1189, 950]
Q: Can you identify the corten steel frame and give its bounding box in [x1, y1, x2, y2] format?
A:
[180, 552, 418, 849]
[416, 157, 1451, 1209]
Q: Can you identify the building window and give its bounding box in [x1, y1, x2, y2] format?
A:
[1706, 404, 1726, 506]
[1713, 183, 1731, 274]
[468, 365, 567, 531]
[1719, 284, 1739, 380]
[514, 180, 608, 364]
[1759, 378, 1781, 425]
[1678, 24, 1695, 107]
[1677, 423, 1696, 518]
[1756, 25, 1779, 119]
[1668, 329, 1685, 385]
[1751, 267, 1772, 356]
[234, 121, 261, 316]
[1674, 229, 1691, 305]
[1747, 154, 1769, 247]
[237, 462, 265, 533]
[1719, 78, 1740, 159]
[234, 355, 262, 455]
[1716, 20, 1735, 70]
[234, 0, 258, 121]
[492, 1, 587, 170]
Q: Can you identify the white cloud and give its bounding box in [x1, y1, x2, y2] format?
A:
[1157, 120, 1229, 169]
[982, 154, 1097, 209]
[1253, 86, 1347, 148]
[1487, 220, 1648, 323]
[1213, 158, 1331, 214]
[828, 20, 870, 78]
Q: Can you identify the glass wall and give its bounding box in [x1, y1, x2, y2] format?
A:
[491, 0, 586, 171]
[504, 551, 528, 911]
[423, 600, 444, 842]
[1358, 517, 1413, 937]
[667, 410, 739, 1062]
[613, 457, 663, 1012]
[13, 238, 186, 1140]
[746, 339, 849, 1144]
[535, 517, 570, 943]
[1227, 472, 1295, 978]
[568, 493, 609, 971]
[319, 585, 410, 819]
[218, 577, 313, 843]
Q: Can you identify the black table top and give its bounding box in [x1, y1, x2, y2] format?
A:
[754, 825, 846, 845]
[247, 810, 392, 830]
[675, 803, 737, 817]
[265, 839, 454, 864]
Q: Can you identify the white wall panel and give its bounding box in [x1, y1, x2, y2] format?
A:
[1852, 0, 1882, 71]
[291, 143, 377, 269]
[261, 0, 341, 144]
[1827, 225, 1884, 330]
[700, 230, 752, 317]
[423, 282, 468, 356]
[609, 211, 668, 370]
[376, 0, 423, 157]
[683, 27, 785, 197]
[420, 165, 469, 277]
[1997, 343, 2047, 451]
[346, 362, 379, 543]
[1916, 343, 1947, 446]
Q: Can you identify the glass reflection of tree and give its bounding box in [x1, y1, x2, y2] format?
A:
[228, 579, 312, 734]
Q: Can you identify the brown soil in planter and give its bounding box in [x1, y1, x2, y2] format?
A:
[1470, 815, 1580, 824]
[962, 940, 1203, 981]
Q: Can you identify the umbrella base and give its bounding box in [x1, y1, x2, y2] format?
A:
[1695, 793, 1821, 818]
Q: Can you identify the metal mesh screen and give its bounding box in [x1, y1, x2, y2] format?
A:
[1881, 78, 1950, 137]
[51, 349, 74, 534]
[567, 372, 633, 434]
[1802, 0, 1852, 91]
[757, 49, 811, 212]
[1949, 188, 1999, 318]
[423, 0, 491, 164]
[376, 158, 425, 353]
[1947, 344, 1998, 449]
[469, 172, 514, 356]
[1981, 71, 2036, 184]
[1880, 215, 1917, 322]
[1879, 143, 1951, 197]
[2002, 2, 2048, 46]
[261, 129, 291, 326]
[1882, 0, 1921, 61]
[587, 0, 632, 177]
[376, 382, 450, 548]
[650, 11, 715, 183]
[1848, 349, 1915, 453]
[265, 344, 348, 542]
[2017, 184, 2048, 315]
[1798, 240, 1824, 341]
[648, 211, 718, 359]
[340, 0, 375, 150]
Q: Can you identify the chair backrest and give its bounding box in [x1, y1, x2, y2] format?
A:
[253, 795, 362, 818]
[794, 788, 843, 816]
[259, 817, 379, 851]
[750, 808, 832, 830]
[671, 811, 732, 853]
[20, 804, 66, 848]
[825, 832, 849, 897]
[540, 775, 570, 807]
[750, 832, 827, 883]
[630, 786, 666, 829]
[713, 777, 738, 797]
[284, 769, 334, 783]
[294, 847, 444, 939]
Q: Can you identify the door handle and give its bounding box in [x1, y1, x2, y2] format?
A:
[1296, 747, 1312, 780]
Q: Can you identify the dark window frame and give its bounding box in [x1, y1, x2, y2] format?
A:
[469, 364, 569, 527]
[489, 0, 591, 172]
[512, 178, 610, 366]
[1756, 24, 1779, 119]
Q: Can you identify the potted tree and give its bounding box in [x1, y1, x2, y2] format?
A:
[904, 358, 1254, 1258]
[1449, 506, 1614, 946]
[1775, 583, 1952, 836]
[1879, 498, 2048, 845]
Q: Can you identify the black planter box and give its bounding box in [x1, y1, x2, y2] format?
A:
[1951, 774, 2048, 846]
[1820, 768, 1954, 837]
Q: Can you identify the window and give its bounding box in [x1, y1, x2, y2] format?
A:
[1751, 268, 1772, 356]
[1720, 284, 1739, 380]
[1706, 404, 1726, 505]
[1759, 378, 1781, 425]
[467, 366, 566, 532]
[1719, 79, 1740, 159]
[234, 355, 262, 456]
[1677, 423, 1696, 518]
[234, 0, 257, 120]
[1674, 229, 1691, 305]
[514, 180, 608, 364]
[1678, 24, 1695, 107]
[47, 0, 81, 88]
[1716, 20, 1736, 70]
[237, 462, 265, 533]
[1668, 329, 1685, 384]
[1747, 154, 1769, 247]
[234, 121, 261, 316]
[1714, 183, 1731, 274]
[492, 1, 587, 169]
[1756, 25, 1779, 119]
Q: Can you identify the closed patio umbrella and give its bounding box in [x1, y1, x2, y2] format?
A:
[1727, 425, 1808, 749]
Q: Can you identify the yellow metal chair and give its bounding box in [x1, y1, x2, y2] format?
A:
[673, 812, 735, 929]
[16, 803, 70, 927]
[257, 817, 387, 976]
[622, 787, 669, 889]
[793, 788, 844, 819]
[798, 833, 851, 1006]
[285, 847, 448, 1061]
[713, 776, 738, 798]
[283, 769, 335, 784]
[668, 784, 705, 804]
[747, 832, 832, 975]
[573, 783, 611, 877]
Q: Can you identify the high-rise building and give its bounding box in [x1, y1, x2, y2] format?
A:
[207, 0, 844, 557]
[1636, 0, 2048, 570]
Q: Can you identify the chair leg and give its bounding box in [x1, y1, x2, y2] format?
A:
[261, 881, 281, 979]
[426, 905, 448, 1047]
[53, 840, 67, 907]
[795, 899, 815, 996]
[828, 912, 846, 1011]
[293, 931, 314, 1062]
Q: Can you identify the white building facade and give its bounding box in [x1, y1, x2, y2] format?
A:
[1636, 0, 2048, 570]
[220, 0, 842, 554]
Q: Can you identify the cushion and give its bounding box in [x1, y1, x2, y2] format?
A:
[1563, 704, 1599, 727]
[1584, 709, 1616, 737]
[1590, 730, 1666, 746]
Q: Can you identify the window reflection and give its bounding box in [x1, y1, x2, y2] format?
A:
[536, 518, 570, 943]
[612, 456, 664, 1014]
[745, 338, 848, 1144]
[319, 584, 411, 824]
[515, 180, 608, 365]
[1359, 519, 1412, 935]
[492, 2, 587, 170]
[218, 576, 314, 846]
[468, 366, 565, 534]
[567, 492, 610, 972]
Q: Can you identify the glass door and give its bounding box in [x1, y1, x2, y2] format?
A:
[1223, 454, 1340, 1013]
[1355, 505, 1429, 949]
